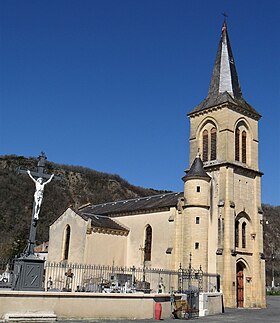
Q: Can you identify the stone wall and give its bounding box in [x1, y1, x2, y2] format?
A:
[0, 291, 172, 320]
[0, 291, 223, 320]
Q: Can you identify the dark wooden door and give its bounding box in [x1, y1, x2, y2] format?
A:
[237, 269, 244, 307]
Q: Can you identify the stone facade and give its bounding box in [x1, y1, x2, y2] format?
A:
[47, 21, 266, 308]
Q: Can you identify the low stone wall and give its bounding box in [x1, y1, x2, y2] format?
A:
[0, 291, 223, 320]
[0, 291, 172, 320]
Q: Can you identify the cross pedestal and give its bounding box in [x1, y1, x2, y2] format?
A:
[13, 255, 45, 291]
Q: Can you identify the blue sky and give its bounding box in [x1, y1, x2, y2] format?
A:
[0, 0, 279, 205]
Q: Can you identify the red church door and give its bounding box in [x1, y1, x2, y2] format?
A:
[237, 266, 244, 307]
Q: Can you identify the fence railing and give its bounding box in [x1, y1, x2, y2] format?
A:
[44, 262, 179, 293]
[178, 264, 220, 293]
[0, 258, 220, 295]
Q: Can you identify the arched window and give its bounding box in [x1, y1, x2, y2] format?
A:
[63, 225, 71, 260]
[202, 130, 208, 162]
[242, 131, 247, 164]
[235, 221, 239, 248]
[210, 128, 217, 160]
[242, 222, 246, 248]
[235, 129, 240, 161]
[144, 225, 152, 262]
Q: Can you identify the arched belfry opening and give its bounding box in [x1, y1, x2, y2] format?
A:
[200, 120, 217, 162]
[236, 261, 246, 307]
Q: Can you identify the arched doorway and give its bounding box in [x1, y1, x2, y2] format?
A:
[236, 262, 245, 307]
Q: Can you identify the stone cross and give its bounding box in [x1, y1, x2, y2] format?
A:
[17, 152, 60, 256]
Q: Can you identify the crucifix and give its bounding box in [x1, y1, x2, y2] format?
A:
[17, 152, 60, 256]
[222, 12, 228, 20]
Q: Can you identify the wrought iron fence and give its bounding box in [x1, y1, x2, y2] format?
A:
[177, 263, 220, 293]
[0, 258, 220, 296]
[44, 262, 179, 293]
[44, 261, 220, 295]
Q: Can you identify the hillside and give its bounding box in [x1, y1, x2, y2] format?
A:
[0, 155, 279, 286]
[0, 155, 169, 259]
[263, 204, 280, 286]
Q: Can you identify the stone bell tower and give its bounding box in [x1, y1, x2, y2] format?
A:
[184, 20, 266, 308]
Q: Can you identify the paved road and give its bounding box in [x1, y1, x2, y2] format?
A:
[58, 296, 280, 323]
[197, 296, 280, 322]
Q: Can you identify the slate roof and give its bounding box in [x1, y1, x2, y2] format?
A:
[188, 21, 260, 119]
[78, 211, 129, 233]
[183, 155, 211, 182]
[79, 192, 183, 217]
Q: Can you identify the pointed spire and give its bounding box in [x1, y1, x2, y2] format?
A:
[189, 20, 260, 119]
[208, 19, 242, 99]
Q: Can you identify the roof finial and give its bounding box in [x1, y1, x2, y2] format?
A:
[222, 12, 228, 20]
[222, 12, 228, 32]
[196, 148, 201, 158]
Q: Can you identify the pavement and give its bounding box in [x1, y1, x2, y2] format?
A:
[57, 295, 280, 323]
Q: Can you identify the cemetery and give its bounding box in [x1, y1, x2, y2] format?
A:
[0, 153, 222, 321]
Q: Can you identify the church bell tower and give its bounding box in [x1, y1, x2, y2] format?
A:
[183, 20, 266, 308]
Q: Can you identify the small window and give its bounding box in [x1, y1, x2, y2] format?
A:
[196, 217, 200, 224]
[195, 242, 199, 249]
[197, 186, 200, 192]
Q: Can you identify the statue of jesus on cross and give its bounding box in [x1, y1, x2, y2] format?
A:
[17, 152, 60, 257]
[27, 170, 54, 220]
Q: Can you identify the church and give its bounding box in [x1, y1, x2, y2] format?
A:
[47, 21, 266, 308]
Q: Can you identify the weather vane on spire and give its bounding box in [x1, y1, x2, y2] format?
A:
[222, 12, 228, 22]
[222, 12, 228, 32]
[222, 12, 228, 20]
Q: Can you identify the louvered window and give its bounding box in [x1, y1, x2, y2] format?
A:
[242, 131, 247, 164]
[235, 129, 240, 161]
[210, 128, 217, 160]
[202, 130, 208, 162]
[242, 222, 246, 248]
[235, 221, 239, 248]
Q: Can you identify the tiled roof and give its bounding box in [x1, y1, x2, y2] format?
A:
[80, 192, 183, 217]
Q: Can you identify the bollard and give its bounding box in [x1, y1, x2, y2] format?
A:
[155, 302, 162, 320]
